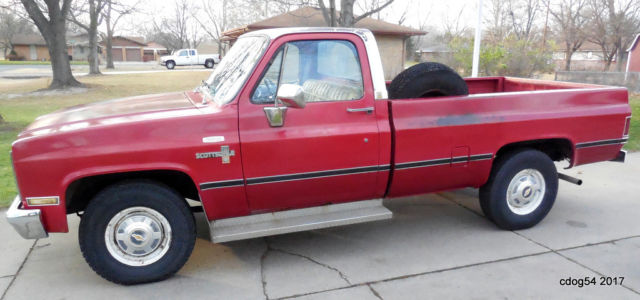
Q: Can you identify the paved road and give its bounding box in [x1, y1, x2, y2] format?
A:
[0, 63, 211, 78]
[1, 154, 639, 299]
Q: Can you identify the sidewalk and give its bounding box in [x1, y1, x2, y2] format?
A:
[1, 154, 639, 300]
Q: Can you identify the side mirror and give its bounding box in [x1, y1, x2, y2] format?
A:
[263, 84, 305, 127]
[276, 84, 306, 108]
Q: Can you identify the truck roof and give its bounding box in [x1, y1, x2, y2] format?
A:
[242, 27, 373, 40]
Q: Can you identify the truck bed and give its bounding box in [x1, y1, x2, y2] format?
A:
[383, 77, 630, 198]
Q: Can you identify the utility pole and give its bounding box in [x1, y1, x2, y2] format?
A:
[472, 0, 483, 77]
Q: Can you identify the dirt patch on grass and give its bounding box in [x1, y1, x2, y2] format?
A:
[1, 86, 89, 100]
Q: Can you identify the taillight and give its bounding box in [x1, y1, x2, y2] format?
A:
[623, 116, 631, 137]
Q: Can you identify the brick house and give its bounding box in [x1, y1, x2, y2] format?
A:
[221, 6, 425, 79]
[10, 34, 50, 61]
[101, 36, 167, 62]
[105, 36, 146, 62]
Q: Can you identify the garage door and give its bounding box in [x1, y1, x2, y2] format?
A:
[125, 48, 141, 61]
[112, 48, 123, 61]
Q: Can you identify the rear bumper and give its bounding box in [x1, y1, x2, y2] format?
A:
[611, 150, 627, 163]
[6, 195, 48, 239]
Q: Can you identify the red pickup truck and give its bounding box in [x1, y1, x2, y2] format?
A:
[7, 28, 631, 284]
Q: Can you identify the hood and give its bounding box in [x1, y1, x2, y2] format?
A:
[20, 92, 200, 138]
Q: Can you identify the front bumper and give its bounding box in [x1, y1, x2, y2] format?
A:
[6, 195, 48, 239]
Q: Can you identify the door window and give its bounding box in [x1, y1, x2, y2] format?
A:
[190, 50, 196, 56]
[251, 40, 364, 104]
[178, 50, 188, 56]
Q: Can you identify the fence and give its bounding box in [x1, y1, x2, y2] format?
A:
[554, 71, 640, 93]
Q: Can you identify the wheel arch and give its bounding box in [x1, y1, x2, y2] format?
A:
[65, 169, 200, 214]
[477, 138, 574, 188]
[494, 138, 574, 164]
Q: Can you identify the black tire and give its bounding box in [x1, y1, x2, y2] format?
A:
[205, 60, 214, 68]
[79, 180, 195, 285]
[479, 149, 558, 230]
[388, 62, 468, 99]
[166, 61, 175, 69]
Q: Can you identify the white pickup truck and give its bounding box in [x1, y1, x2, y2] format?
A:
[160, 49, 220, 69]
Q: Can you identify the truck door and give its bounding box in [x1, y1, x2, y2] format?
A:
[189, 49, 198, 64]
[238, 34, 382, 211]
[175, 49, 189, 65]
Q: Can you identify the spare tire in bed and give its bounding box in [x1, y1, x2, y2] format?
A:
[388, 62, 468, 99]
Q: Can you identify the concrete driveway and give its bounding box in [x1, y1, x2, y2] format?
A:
[1, 154, 639, 300]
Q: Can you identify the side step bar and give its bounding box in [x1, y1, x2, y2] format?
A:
[210, 199, 392, 243]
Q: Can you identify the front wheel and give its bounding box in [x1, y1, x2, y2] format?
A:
[79, 181, 195, 284]
[166, 61, 175, 69]
[479, 149, 558, 230]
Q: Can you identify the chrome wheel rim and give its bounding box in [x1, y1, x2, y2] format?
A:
[105, 207, 171, 266]
[506, 169, 546, 215]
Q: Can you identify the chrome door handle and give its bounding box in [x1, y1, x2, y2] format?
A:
[346, 107, 374, 114]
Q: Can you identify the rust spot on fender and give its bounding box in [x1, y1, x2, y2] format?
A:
[436, 114, 505, 126]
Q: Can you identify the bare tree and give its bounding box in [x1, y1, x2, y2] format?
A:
[507, 0, 541, 41]
[192, 0, 228, 54]
[587, 0, 640, 71]
[151, 0, 201, 50]
[102, 0, 139, 69]
[20, 0, 82, 89]
[442, 6, 469, 42]
[0, 7, 34, 57]
[485, 0, 508, 43]
[317, 0, 394, 27]
[544, 0, 589, 71]
[69, 0, 106, 75]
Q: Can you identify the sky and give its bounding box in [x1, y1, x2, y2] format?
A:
[112, 0, 480, 38]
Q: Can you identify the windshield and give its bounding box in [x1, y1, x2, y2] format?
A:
[204, 36, 269, 105]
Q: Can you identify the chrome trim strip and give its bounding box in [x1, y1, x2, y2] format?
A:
[396, 153, 493, 170]
[200, 179, 244, 190]
[6, 195, 48, 239]
[623, 116, 631, 138]
[199, 154, 492, 189]
[246, 165, 381, 185]
[377, 164, 391, 171]
[575, 138, 628, 149]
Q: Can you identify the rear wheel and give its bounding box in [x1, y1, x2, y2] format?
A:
[205, 60, 214, 68]
[79, 181, 195, 284]
[388, 62, 468, 99]
[479, 149, 558, 230]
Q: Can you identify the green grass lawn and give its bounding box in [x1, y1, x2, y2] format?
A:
[0, 60, 88, 65]
[0, 72, 207, 207]
[626, 94, 640, 151]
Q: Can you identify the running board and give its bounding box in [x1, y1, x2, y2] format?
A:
[209, 199, 392, 243]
